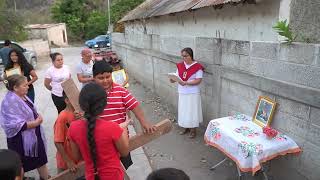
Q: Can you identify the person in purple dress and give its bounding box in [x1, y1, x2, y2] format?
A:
[0, 74, 50, 180]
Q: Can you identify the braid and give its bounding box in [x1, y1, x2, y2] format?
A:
[86, 113, 99, 180]
[79, 83, 107, 180]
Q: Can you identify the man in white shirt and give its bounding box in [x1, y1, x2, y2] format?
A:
[76, 49, 94, 87]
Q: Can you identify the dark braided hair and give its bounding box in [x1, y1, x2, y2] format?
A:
[79, 83, 107, 180]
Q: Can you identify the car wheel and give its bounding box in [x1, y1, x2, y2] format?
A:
[31, 57, 37, 68]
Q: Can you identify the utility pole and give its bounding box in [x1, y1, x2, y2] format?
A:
[107, 0, 111, 31]
[13, 0, 16, 12]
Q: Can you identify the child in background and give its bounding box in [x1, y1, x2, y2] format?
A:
[110, 57, 129, 88]
[54, 92, 77, 173]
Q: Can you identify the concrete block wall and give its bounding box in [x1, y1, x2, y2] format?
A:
[112, 33, 320, 180]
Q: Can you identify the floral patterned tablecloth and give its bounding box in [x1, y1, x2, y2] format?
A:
[204, 113, 301, 174]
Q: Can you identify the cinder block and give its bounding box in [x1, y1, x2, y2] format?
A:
[222, 59, 320, 106]
[194, 49, 215, 65]
[299, 142, 320, 180]
[272, 111, 292, 133]
[160, 36, 180, 56]
[280, 43, 317, 65]
[178, 36, 196, 52]
[289, 117, 310, 139]
[195, 37, 216, 51]
[251, 41, 279, 60]
[276, 97, 310, 120]
[222, 53, 250, 72]
[221, 39, 250, 55]
[251, 57, 320, 89]
[310, 107, 320, 127]
[220, 89, 255, 116]
[151, 34, 160, 51]
[306, 124, 320, 146]
[224, 78, 261, 100]
[111, 33, 125, 44]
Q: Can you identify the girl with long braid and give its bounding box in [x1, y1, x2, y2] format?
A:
[68, 83, 130, 180]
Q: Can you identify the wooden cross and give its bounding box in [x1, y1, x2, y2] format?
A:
[49, 79, 172, 180]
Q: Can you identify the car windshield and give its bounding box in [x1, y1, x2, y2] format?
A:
[95, 36, 108, 40]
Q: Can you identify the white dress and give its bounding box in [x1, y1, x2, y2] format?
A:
[177, 62, 203, 128]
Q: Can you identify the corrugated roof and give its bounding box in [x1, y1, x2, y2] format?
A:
[120, 0, 252, 22]
[192, 0, 242, 9]
[25, 23, 65, 29]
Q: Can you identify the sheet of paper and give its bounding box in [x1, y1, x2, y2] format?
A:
[167, 72, 182, 82]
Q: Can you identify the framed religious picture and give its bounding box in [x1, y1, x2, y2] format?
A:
[253, 96, 277, 127]
[112, 69, 129, 88]
[5, 67, 22, 77]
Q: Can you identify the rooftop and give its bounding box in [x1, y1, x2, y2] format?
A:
[120, 0, 256, 22]
[25, 23, 66, 29]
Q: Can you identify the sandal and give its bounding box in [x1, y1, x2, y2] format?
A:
[188, 130, 196, 139]
[179, 128, 190, 135]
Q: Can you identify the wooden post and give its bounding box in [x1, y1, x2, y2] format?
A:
[50, 79, 172, 180]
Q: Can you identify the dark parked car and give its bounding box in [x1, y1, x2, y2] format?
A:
[85, 35, 110, 48]
[0, 41, 37, 79]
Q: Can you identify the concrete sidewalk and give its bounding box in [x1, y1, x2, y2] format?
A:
[0, 47, 152, 179]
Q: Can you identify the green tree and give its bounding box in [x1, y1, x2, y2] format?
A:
[51, 0, 88, 40]
[51, 0, 110, 41]
[110, 0, 144, 24]
[0, 1, 27, 41]
[85, 11, 108, 39]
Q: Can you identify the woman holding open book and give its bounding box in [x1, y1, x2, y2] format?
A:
[169, 47, 204, 138]
[4, 49, 38, 102]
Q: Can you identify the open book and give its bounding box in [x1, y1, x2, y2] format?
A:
[167, 72, 183, 82]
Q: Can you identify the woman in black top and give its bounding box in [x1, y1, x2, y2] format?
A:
[5, 49, 38, 102]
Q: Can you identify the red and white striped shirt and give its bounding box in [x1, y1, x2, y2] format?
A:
[99, 83, 139, 124]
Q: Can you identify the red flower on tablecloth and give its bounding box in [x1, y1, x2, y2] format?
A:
[234, 126, 260, 138]
[263, 126, 278, 139]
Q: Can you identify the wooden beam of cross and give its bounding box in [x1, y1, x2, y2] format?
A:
[49, 79, 172, 180]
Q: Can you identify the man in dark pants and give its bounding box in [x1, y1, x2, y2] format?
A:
[92, 60, 156, 169]
[0, 40, 12, 66]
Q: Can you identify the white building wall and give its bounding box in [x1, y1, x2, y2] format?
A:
[125, 0, 280, 41]
[47, 24, 68, 47]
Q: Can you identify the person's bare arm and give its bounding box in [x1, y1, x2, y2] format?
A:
[44, 78, 52, 91]
[131, 106, 156, 134]
[55, 142, 77, 172]
[76, 74, 93, 83]
[115, 130, 129, 157]
[70, 140, 82, 162]
[28, 70, 38, 86]
[26, 115, 42, 129]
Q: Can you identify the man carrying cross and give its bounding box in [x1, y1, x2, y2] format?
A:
[92, 60, 157, 169]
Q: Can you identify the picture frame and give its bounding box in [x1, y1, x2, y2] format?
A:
[112, 69, 129, 88]
[5, 67, 22, 77]
[253, 96, 277, 127]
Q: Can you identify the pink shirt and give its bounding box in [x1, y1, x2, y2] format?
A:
[45, 65, 70, 97]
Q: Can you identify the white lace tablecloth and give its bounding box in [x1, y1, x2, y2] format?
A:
[204, 113, 301, 174]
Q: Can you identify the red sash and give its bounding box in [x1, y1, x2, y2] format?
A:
[176, 61, 204, 81]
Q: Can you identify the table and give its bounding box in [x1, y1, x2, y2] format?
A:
[204, 113, 301, 179]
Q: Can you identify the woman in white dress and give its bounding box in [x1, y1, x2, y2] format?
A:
[170, 48, 204, 138]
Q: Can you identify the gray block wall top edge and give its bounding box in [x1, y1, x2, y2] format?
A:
[221, 67, 320, 108]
